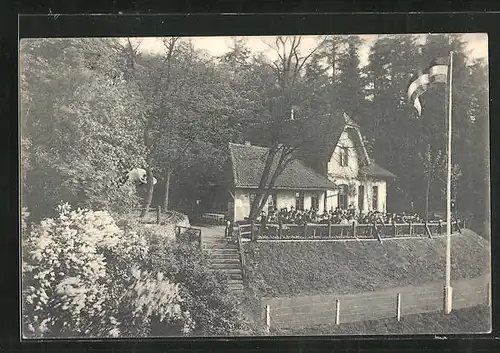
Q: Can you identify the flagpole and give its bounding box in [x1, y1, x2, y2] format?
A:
[444, 50, 454, 314]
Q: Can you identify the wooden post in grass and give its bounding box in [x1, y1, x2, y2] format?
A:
[265, 305, 271, 333]
[352, 221, 357, 238]
[335, 299, 340, 325]
[328, 220, 332, 238]
[392, 218, 396, 237]
[409, 221, 412, 237]
[156, 206, 161, 224]
[438, 220, 443, 235]
[251, 219, 256, 242]
[303, 222, 308, 238]
[396, 293, 402, 321]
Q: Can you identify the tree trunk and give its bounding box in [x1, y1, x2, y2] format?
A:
[248, 145, 278, 220]
[249, 150, 294, 220]
[425, 171, 431, 222]
[163, 169, 172, 212]
[140, 166, 155, 218]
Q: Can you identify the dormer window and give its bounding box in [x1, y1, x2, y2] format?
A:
[339, 146, 349, 167]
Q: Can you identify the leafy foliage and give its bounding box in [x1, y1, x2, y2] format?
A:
[20, 39, 144, 221]
[22, 203, 189, 338]
[147, 237, 256, 336]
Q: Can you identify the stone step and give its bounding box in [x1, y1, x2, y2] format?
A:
[210, 257, 241, 264]
[212, 262, 241, 269]
[202, 243, 237, 249]
[216, 267, 242, 273]
[203, 240, 229, 245]
[228, 278, 243, 284]
[229, 285, 244, 291]
[210, 253, 240, 259]
[205, 249, 238, 255]
[214, 270, 243, 280]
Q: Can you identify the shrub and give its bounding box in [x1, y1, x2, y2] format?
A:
[147, 237, 257, 336]
[22, 203, 190, 338]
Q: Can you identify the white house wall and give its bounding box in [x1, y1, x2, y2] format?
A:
[324, 128, 387, 213]
[233, 188, 327, 221]
[324, 177, 387, 213]
[328, 128, 360, 179]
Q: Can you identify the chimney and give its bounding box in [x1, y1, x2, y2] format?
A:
[245, 141, 251, 146]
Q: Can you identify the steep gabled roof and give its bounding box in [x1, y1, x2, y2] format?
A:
[298, 111, 370, 169]
[228, 143, 338, 190]
[359, 162, 397, 179]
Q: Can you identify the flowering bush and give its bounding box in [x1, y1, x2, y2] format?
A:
[22, 203, 190, 338]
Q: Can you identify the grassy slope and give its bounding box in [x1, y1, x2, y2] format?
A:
[282, 305, 491, 335]
[243, 229, 490, 297]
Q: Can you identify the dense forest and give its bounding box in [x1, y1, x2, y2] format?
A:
[20, 34, 489, 235]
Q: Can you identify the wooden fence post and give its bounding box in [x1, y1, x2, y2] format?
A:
[265, 304, 271, 334]
[396, 293, 402, 321]
[278, 220, 283, 238]
[424, 221, 433, 239]
[438, 220, 443, 235]
[156, 206, 161, 224]
[303, 222, 308, 238]
[328, 220, 332, 238]
[352, 221, 357, 238]
[251, 219, 255, 242]
[335, 299, 340, 325]
[392, 219, 396, 237]
[408, 221, 412, 237]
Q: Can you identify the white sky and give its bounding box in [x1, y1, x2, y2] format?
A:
[131, 33, 488, 67]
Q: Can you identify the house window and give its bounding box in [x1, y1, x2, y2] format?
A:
[338, 184, 348, 210]
[358, 185, 365, 212]
[372, 186, 379, 211]
[267, 192, 277, 213]
[295, 191, 305, 211]
[339, 146, 349, 166]
[311, 192, 320, 211]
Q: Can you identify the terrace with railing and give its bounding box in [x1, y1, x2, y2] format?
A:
[236, 219, 464, 242]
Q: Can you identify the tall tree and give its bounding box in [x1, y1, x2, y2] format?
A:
[246, 36, 325, 220]
[335, 36, 366, 119]
[20, 38, 144, 221]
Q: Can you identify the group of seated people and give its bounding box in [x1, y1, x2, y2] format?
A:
[256, 205, 433, 226]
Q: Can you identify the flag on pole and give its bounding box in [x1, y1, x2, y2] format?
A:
[407, 57, 449, 116]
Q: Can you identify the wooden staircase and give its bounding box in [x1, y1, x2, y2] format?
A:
[202, 230, 245, 293]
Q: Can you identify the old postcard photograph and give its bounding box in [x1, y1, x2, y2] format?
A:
[20, 33, 490, 338]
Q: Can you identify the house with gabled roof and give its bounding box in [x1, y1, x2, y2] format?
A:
[226, 111, 396, 222]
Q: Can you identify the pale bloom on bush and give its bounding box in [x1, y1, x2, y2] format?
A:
[22, 203, 186, 338]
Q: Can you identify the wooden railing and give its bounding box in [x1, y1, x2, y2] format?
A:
[175, 226, 202, 248]
[235, 224, 247, 285]
[238, 220, 465, 241]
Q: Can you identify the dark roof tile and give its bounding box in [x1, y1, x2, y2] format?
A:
[360, 162, 397, 179]
[229, 143, 338, 190]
